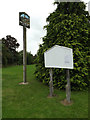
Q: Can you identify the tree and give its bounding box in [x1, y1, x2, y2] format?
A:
[18, 51, 35, 65]
[2, 35, 20, 66]
[17, 50, 23, 65]
[27, 52, 33, 65]
[35, 2, 90, 90]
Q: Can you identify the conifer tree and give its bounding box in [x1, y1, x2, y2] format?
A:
[35, 2, 90, 90]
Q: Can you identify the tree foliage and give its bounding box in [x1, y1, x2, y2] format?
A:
[18, 50, 36, 65]
[2, 35, 20, 66]
[2, 35, 37, 66]
[35, 2, 90, 90]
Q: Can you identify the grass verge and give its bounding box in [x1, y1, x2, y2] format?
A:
[2, 65, 88, 118]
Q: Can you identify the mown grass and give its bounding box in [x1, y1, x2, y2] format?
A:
[2, 65, 88, 118]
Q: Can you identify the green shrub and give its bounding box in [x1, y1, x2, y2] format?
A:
[35, 2, 90, 90]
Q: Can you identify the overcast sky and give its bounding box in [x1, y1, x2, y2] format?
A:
[0, 0, 89, 55]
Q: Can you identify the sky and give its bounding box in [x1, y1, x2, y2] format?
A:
[0, 0, 90, 55]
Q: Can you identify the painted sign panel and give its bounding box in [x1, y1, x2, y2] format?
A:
[19, 12, 30, 28]
[44, 45, 73, 69]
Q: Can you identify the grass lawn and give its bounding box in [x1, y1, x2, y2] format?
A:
[2, 65, 88, 118]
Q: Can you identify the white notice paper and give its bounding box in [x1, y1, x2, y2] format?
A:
[65, 55, 70, 64]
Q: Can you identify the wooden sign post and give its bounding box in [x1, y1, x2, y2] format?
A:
[19, 12, 30, 84]
[49, 68, 53, 97]
[23, 27, 26, 83]
[66, 69, 71, 103]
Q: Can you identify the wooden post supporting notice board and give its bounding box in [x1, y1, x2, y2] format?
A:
[66, 69, 71, 103]
[49, 68, 53, 97]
